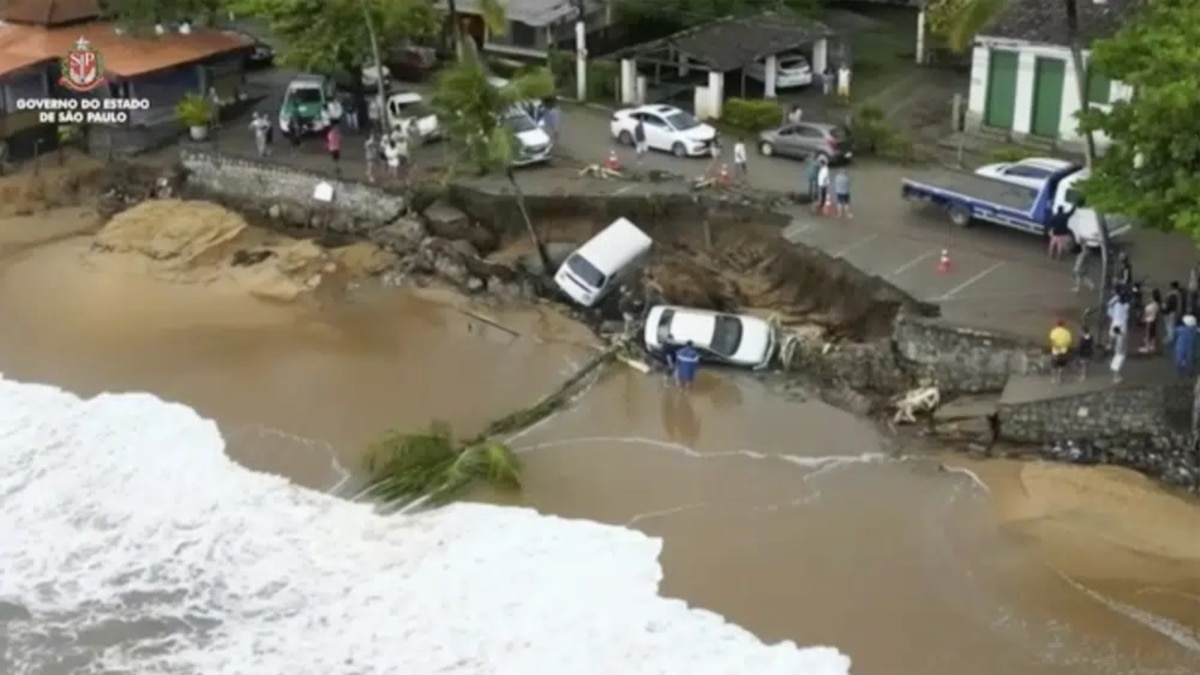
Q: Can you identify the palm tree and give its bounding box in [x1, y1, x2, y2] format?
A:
[430, 38, 556, 272]
[934, 0, 1112, 307]
[362, 420, 521, 506]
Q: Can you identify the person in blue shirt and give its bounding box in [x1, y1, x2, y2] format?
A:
[1173, 314, 1197, 376]
[674, 341, 701, 388]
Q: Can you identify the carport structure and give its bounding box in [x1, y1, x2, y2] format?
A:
[607, 11, 835, 118]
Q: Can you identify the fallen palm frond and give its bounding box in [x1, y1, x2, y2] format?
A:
[361, 344, 620, 507]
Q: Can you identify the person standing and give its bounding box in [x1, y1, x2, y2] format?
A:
[833, 168, 852, 218]
[1048, 319, 1072, 384]
[1106, 290, 1130, 348]
[1046, 204, 1075, 259]
[823, 67, 834, 97]
[1110, 325, 1128, 384]
[542, 100, 561, 144]
[674, 341, 701, 389]
[249, 113, 271, 157]
[837, 63, 852, 101]
[1114, 251, 1133, 293]
[325, 125, 342, 177]
[732, 138, 748, 180]
[364, 133, 379, 183]
[1165, 280, 1183, 346]
[383, 138, 400, 181]
[1173, 315, 1198, 376]
[816, 158, 831, 214]
[805, 154, 821, 208]
[1076, 325, 1095, 381]
[1140, 288, 1162, 353]
[634, 117, 647, 164]
[787, 104, 803, 124]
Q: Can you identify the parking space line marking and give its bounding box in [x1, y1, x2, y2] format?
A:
[832, 233, 879, 258]
[614, 185, 637, 195]
[889, 251, 935, 277]
[935, 262, 1006, 301]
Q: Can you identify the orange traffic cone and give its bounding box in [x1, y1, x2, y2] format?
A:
[604, 149, 621, 171]
[935, 249, 952, 274]
[714, 164, 730, 187]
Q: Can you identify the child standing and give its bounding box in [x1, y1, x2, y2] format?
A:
[833, 168, 851, 218]
[1076, 325, 1095, 381]
[325, 125, 342, 176]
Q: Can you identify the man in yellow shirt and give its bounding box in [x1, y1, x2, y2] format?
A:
[1049, 319, 1073, 384]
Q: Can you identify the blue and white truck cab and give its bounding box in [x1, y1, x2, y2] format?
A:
[901, 164, 1131, 248]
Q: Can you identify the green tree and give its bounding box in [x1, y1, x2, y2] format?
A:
[362, 420, 521, 506]
[614, 0, 820, 34]
[431, 56, 555, 271]
[924, 0, 1006, 53]
[1079, 0, 1200, 235]
[98, 0, 224, 29]
[226, 0, 439, 90]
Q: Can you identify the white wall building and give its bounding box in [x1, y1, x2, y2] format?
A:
[963, 0, 1133, 149]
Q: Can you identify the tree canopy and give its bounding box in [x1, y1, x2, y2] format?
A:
[614, 0, 820, 33]
[1079, 0, 1200, 236]
[225, 0, 439, 72]
[430, 58, 554, 173]
[923, 0, 1006, 53]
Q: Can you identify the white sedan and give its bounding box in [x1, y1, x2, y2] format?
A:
[975, 156, 1080, 189]
[643, 305, 776, 370]
[610, 104, 718, 158]
[746, 54, 814, 89]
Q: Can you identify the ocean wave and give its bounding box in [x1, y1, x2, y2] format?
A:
[0, 375, 854, 675]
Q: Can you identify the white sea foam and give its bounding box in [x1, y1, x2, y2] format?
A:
[0, 375, 854, 675]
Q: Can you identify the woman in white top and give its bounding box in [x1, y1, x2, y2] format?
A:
[383, 140, 400, 180]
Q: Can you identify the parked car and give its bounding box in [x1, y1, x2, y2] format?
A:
[278, 76, 340, 135]
[385, 45, 440, 82]
[226, 29, 274, 68]
[506, 107, 553, 167]
[974, 157, 1080, 189]
[745, 54, 814, 89]
[643, 305, 776, 370]
[610, 104, 717, 158]
[757, 122, 853, 163]
[369, 91, 441, 142]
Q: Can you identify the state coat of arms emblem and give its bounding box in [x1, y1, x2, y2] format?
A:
[59, 38, 106, 93]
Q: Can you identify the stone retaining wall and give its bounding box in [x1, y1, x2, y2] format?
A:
[893, 315, 1050, 393]
[998, 382, 1190, 444]
[179, 149, 407, 235]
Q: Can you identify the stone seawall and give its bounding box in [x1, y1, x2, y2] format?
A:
[999, 382, 1192, 444]
[893, 316, 1051, 393]
[179, 149, 408, 235]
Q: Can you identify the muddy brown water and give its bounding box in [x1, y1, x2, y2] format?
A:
[0, 209, 1197, 675]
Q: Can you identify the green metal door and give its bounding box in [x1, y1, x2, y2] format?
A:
[1030, 57, 1066, 137]
[984, 50, 1018, 129]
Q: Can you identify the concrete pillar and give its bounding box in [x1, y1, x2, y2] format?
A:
[764, 54, 778, 98]
[620, 59, 637, 104]
[813, 38, 828, 76]
[916, 9, 927, 64]
[678, 52, 690, 77]
[707, 70, 725, 118]
[636, 76, 647, 104]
